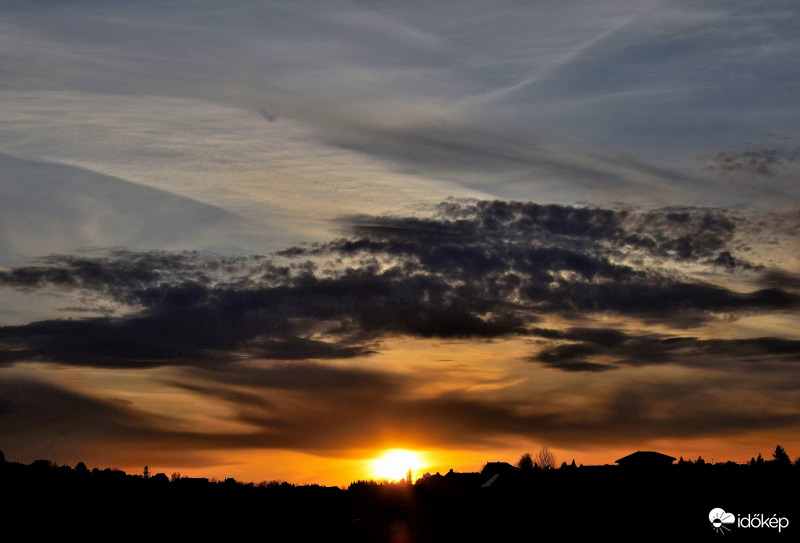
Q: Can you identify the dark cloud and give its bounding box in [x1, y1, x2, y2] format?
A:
[707, 250, 762, 271]
[0, 307, 374, 369]
[0, 378, 174, 452]
[4, 360, 799, 458]
[759, 269, 800, 293]
[706, 149, 800, 177]
[285, 201, 760, 281]
[101, 374, 800, 451]
[0, 250, 212, 301]
[405, 384, 800, 446]
[552, 381, 800, 443]
[258, 107, 276, 122]
[0, 200, 795, 371]
[530, 332, 618, 372]
[56, 305, 116, 314]
[530, 329, 800, 373]
[181, 362, 405, 393]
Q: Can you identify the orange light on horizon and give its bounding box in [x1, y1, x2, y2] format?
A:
[370, 449, 425, 481]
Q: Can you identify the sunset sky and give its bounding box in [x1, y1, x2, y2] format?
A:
[1, 0, 799, 487]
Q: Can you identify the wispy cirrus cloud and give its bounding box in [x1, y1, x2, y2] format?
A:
[2, 0, 799, 222]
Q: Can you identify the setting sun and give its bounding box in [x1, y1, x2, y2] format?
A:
[370, 449, 425, 481]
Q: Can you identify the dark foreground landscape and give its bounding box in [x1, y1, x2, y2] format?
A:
[2, 448, 797, 541]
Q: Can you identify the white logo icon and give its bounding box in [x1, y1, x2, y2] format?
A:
[709, 508, 735, 534]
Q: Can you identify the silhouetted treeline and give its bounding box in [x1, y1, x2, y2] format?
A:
[1, 450, 798, 541]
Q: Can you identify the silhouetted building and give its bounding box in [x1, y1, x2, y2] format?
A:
[444, 468, 480, 487]
[480, 462, 518, 478]
[480, 462, 519, 488]
[615, 451, 676, 469]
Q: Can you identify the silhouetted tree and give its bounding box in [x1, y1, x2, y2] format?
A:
[143, 465, 150, 479]
[794, 456, 800, 468]
[257, 479, 289, 488]
[406, 469, 413, 485]
[31, 459, 53, 471]
[772, 445, 790, 467]
[0, 450, 4, 463]
[518, 452, 534, 471]
[535, 447, 556, 470]
[171, 472, 181, 482]
[756, 453, 765, 466]
[75, 462, 88, 474]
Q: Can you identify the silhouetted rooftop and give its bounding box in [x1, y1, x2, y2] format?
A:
[615, 451, 676, 466]
[480, 462, 518, 477]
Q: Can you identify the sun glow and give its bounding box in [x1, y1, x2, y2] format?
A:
[370, 449, 424, 481]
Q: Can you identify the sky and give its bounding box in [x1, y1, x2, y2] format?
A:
[1, 0, 799, 486]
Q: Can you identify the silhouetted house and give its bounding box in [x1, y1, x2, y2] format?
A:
[480, 462, 518, 478]
[444, 468, 480, 488]
[416, 472, 444, 484]
[480, 462, 519, 488]
[30, 459, 53, 472]
[615, 451, 676, 469]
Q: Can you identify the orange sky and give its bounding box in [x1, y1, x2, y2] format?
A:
[1, 1, 800, 489]
[4, 322, 800, 487]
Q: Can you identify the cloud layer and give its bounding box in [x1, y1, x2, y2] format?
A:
[2, 1, 800, 475]
[1, 200, 798, 465]
[2, 0, 799, 223]
[0, 200, 791, 369]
